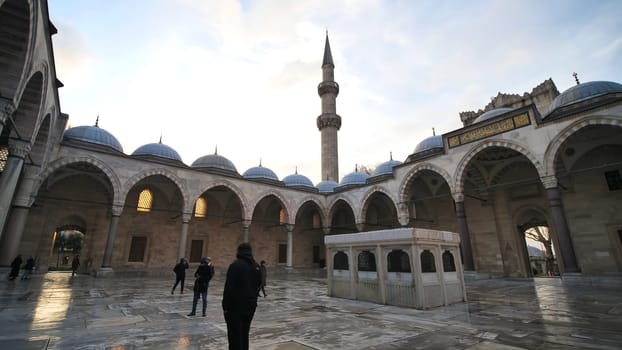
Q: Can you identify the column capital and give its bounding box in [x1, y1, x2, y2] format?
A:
[181, 212, 192, 223]
[540, 176, 558, 189]
[111, 203, 124, 216]
[285, 224, 295, 233]
[8, 139, 31, 159]
[0, 99, 15, 124]
[322, 226, 331, 235]
[242, 219, 252, 229]
[452, 192, 464, 202]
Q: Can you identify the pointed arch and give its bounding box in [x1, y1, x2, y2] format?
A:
[0, 0, 34, 99]
[453, 139, 544, 194]
[122, 167, 189, 213]
[543, 115, 622, 177]
[188, 179, 249, 221]
[359, 185, 399, 228]
[399, 162, 453, 206]
[327, 196, 359, 233]
[11, 68, 45, 143]
[291, 196, 326, 224]
[250, 190, 291, 224]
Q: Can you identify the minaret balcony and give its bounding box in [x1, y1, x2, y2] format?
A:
[316, 113, 342, 130]
[318, 81, 340, 96]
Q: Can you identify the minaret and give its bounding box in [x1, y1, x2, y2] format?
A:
[316, 32, 341, 182]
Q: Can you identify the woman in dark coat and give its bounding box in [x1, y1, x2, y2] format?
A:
[188, 257, 214, 317]
[171, 258, 189, 294]
[9, 255, 22, 280]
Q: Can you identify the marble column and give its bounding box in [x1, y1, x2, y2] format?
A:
[102, 205, 123, 268]
[0, 140, 30, 242]
[286, 224, 294, 268]
[242, 220, 251, 243]
[177, 213, 191, 260]
[542, 177, 579, 273]
[453, 194, 475, 271]
[0, 206, 30, 266]
[0, 99, 14, 137]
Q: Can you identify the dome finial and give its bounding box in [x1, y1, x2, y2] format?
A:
[432, 127, 436, 136]
[94, 114, 99, 127]
[259, 157, 262, 167]
[214, 145, 218, 155]
[295, 166, 298, 174]
[159, 133, 162, 144]
[572, 72, 580, 85]
[355, 163, 358, 172]
[390, 151, 393, 161]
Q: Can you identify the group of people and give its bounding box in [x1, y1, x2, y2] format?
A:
[8, 255, 36, 280]
[171, 243, 267, 350]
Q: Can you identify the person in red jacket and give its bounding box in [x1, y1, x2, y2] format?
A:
[222, 243, 261, 350]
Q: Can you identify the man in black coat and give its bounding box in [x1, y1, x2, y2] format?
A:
[222, 243, 261, 350]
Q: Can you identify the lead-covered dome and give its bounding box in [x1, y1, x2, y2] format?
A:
[340, 167, 369, 186]
[63, 124, 123, 153]
[371, 155, 402, 177]
[547, 81, 622, 113]
[283, 170, 314, 188]
[316, 179, 338, 193]
[243, 163, 278, 180]
[132, 142, 182, 161]
[414, 135, 443, 153]
[192, 152, 238, 173]
[474, 108, 513, 123]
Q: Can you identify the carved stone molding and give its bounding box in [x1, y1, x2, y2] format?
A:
[8, 140, 31, 159]
[540, 176, 558, 189]
[316, 113, 342, 130]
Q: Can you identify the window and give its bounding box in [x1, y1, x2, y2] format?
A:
[357, 250, 376, 272]
[605, 170, 622, 191]
[190, 240, 203, 262]
[312, 213, 321, 229]
[128, 236, 147, 262]
[279, 208, 286, 224]
[278, 243, 287, 264]
[137, 189, 153, 212]
[334, 251, 349, 270]
[387, 249, 411, 272]
[313, 245, 320, 263]
[442, 251, 456, 272]
[194, 197, 207, 218]
[421, 250, 436, 273]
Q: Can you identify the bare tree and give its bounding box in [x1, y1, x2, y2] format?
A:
[525, 226, 555, 275]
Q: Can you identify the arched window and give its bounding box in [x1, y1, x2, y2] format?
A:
[420, 250, 436, 273]
[443, 251, 456, 272]
[137, 189, 153, 212]
[387, 249, 411, 273]
[279, 208, 286, 224]
[358, 250, 376, 272]
[334, 251, 349, 270]
[194, 197, 207, 218]
[312, 213, 321, 229]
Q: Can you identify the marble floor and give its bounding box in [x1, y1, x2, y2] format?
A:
[1, 272, 621, 350]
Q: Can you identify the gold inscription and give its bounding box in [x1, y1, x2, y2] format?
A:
[459, 118, 514, 144]
[448, 136, 460, 148]
[513, 113, 530, 127]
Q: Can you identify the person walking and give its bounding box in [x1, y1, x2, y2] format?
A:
[258, 260, 267, 297]
[188, 257, 214, 317]
[171, 258, 189, 294]
[222, 243, 261, 350]
[9, 255, 22, 280]
[21, 256, 36, 280]
[71, 254, 80, 277]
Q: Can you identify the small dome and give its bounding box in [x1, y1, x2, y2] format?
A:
[283, 171, 314, 188]
[340, 169, 369, 186]
[63, 125, 123, 152]
[372, 157, 402, 177]
[548, 81, 622, 113]
[474, 108, 513, 123]
[192, 153, 238, 173]
[414, 135, 443, 153]
[316, 180, 338, 193]
[243, 164, 278, 180]
[132, 142, 182, 161]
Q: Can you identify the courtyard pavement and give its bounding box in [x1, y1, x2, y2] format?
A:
[1, 272, 621, 350]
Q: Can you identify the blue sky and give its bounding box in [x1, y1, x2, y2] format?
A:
[49, 0, 622, 185]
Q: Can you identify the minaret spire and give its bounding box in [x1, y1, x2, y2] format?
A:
[316, 32, 341, 182]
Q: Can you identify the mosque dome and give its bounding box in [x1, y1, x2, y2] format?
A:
[63, 124, 123, 153]
[340, 168, 369, 186]
[473, 108, 513, 123]
[371, 156, 402, 177]
[132, 142, 182, 161]
[414, 135, 443, 153]
[282, 171, 314, 188]
[316, 179, 339, 193]
[191, 152, 238, 173]
[243, 163, 279, 180]
[547, 81, 622, 113]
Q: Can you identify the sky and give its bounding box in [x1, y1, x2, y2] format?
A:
[48, 0, 622, 185]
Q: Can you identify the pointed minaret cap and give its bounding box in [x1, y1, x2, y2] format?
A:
[322, 31, 334, 68]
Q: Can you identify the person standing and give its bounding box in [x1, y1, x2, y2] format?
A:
[71, 254, 80, 277]
[171, 258, 189, 294]
[188, 257, 214, 317]
[222, 243, 261, 350]
[258, 260, 267, 297]
[9, 254, 22, 280]
[21, 256, 36, 280]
